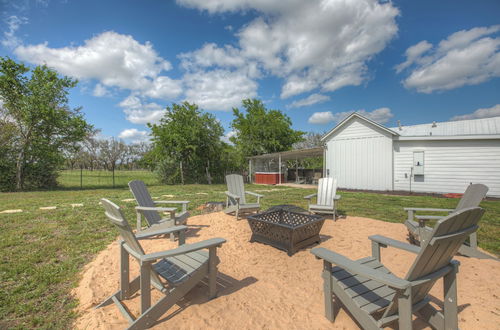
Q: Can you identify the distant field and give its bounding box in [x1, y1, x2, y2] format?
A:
[0, 184, 498, 328]
[58, 169, 159, 188]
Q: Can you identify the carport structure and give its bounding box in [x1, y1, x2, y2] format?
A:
[248, 147, 324, 185]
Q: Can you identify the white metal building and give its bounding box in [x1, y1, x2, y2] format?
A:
[322, 113, 500, 197]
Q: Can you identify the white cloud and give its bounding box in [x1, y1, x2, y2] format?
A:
[119, 95, 165, 125]
[308, 111, 335, 124]
[355, 108, 393, 124]
[1, 15, 28, 49]
[92, 83, 111, 97]
[179, 43, 247, 71]
[289, 93, 330, 108]
[183, 69, 258, 111]
[397, 25, 500, 93]
[221, 130, 236, 144]
[308, 107, 393, 125]
[118, 128, 149, 143]
[142, 76, 183, 100]
[451, 104, 500, 121]
[177, 0, 399, 99]
[14, 31, 177, 96]
[395, 41, 432, 73]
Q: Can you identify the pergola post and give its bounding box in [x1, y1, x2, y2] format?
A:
[278, 153, 282, 185]
[248, 159, 252, 183]
[323, 144, 327, 177]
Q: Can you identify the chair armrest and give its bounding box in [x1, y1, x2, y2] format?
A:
[154, 200, 190, 205]
[311, 248, 410, 289]
[154, 201, 190, 212]
[369, 235, 420, 254]
[141, 237, 227, 262]
[414, 215, 444, 221]
[135, 206, 177, 213]
[404, 207, 454, 212]
[135, 225, 188, 240]
[304, 193, 317, 200]
[246, 191, 264, 198]
[225, 191, 240, 201]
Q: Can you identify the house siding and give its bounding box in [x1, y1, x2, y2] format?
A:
[325, 117, 393, 191]
[393, 140, 500, 197]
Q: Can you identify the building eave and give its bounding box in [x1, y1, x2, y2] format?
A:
[321, 112, 399, 142]
[395, 134, 500, 141]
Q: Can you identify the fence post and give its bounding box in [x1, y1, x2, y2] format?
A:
[80, 165, 83, 189]
[112, 166, 115, 188]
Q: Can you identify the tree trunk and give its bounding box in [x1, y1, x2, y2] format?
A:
[15, 149, 25, 190]
[206, 160, 212, 184]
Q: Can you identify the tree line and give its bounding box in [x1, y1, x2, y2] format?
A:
[64, 136, 150, 172]
[0, 57, 317, 191]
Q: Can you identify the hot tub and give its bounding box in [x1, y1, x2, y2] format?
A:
[254, 172, 285, 184]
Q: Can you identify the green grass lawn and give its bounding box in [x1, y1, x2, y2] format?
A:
[0, 184, 498, 328]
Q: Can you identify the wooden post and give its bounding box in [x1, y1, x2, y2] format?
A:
[398, 287, 412, 329]
[112, 165, 115, 188]
[322, 260, 335, 321]
[120, 243, 130, 299]
[248, 159, 252, 183]
[140, 262, 151, 313]
[372, 241, 381, 261]
[80, 165, 83, 189]
[278, 154, 282, 185]
[208, 247, 217, 299]
[444, 262, 459, 329]
[323, 145, 326, 178]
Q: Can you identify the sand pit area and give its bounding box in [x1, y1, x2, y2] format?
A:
[73, 212, 500, 329]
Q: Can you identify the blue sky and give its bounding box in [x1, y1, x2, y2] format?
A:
[1, 0, 499, 143]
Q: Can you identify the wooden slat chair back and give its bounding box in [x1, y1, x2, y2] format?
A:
[129, 180, 162, 226]
[317, 178, 337, 207]
[226, 174, 246, 205]
[383, 207, 484, 319]
[455, 184, 489, 210]
[101, 199, 164, 287]
[404, 183, 491, 259]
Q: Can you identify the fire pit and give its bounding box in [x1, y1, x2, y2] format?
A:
[247, 209, 324, 256]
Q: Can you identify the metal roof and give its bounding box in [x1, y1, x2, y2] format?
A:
[248, 147, 323, 160]
[390, 116, 500, 137]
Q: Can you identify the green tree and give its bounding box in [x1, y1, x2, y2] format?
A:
[0, 57, 92, 190]
[231, 99, 304, 158]
[149, 102, 230, 184]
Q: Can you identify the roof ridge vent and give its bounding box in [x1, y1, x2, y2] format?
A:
[432, 121, 437, 128]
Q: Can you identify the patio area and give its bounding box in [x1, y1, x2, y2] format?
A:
[74, 211, 500, 329]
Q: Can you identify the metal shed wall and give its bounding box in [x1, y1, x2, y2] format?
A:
[394, 139, 500, 197]
[325, 117, 393, 191]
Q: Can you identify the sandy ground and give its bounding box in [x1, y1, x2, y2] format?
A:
[73, 212, 500, 329]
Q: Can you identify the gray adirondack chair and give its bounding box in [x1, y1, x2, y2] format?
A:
[404, 183, 491, 259]
[224, 174, 263, 219]
[97, 199, 226, 330]
[304, 177, 341, 219]
[129, 180, 190, 234]
[311, 207, 485, 330]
